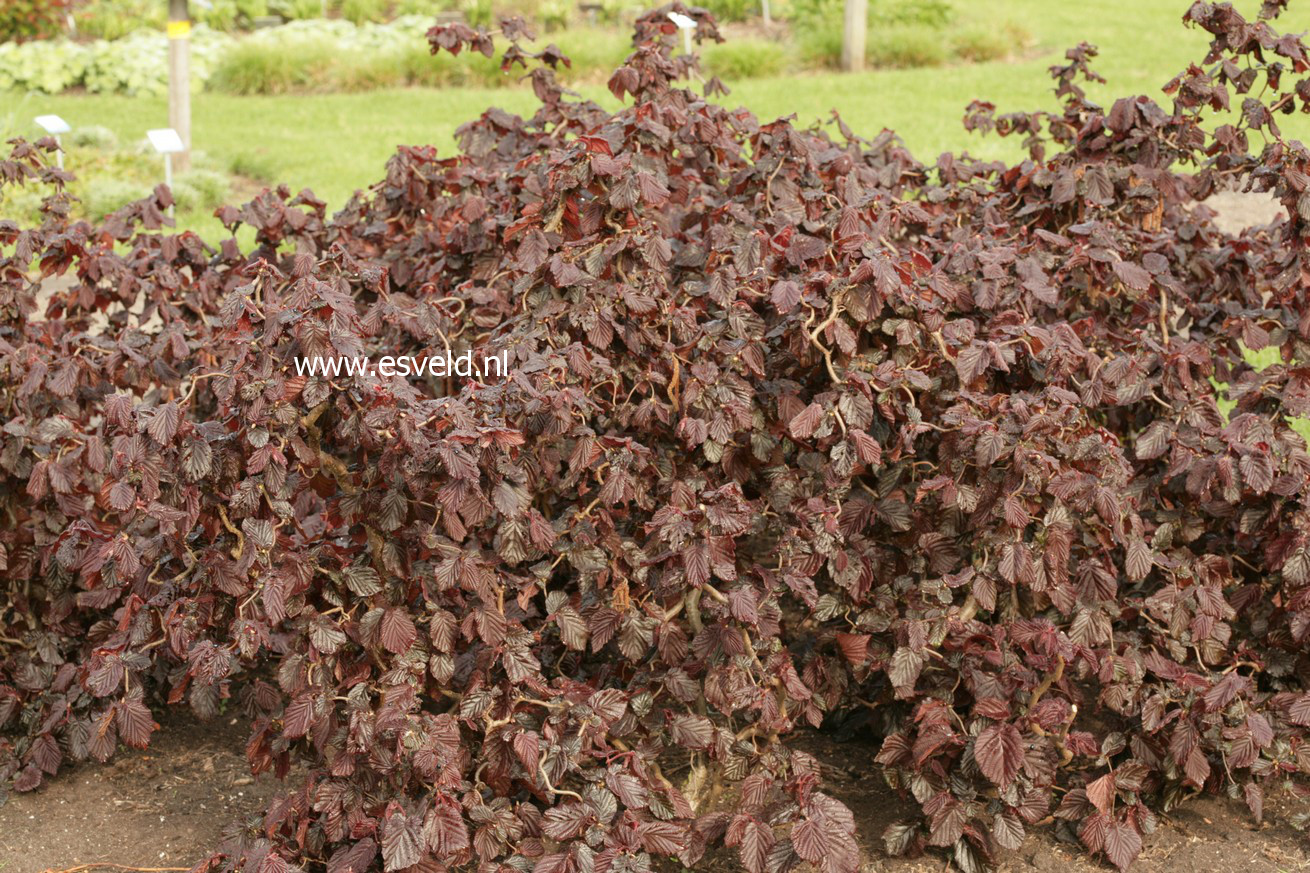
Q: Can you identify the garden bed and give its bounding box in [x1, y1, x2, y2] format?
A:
[4, 5, 1310, 873]
[2, 716, 1306, 873]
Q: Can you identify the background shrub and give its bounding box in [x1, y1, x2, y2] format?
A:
[172, 166, 232, 209]
[394, 41, 497, 86]
[206, 18, 626, 93]
[950, 21, 1028, 63]
[268, 0, 323, 20]
[790, 0, 1025, 70]
[702, 37, 788, 79]
[865, 23, 948, 68]
[0, 26, 228, 95]
[872, 0, 951, 28]
[209, 35, 347, 93]
[81, 175, 152, 219]
[0, 38, 88, 93]
[76, 0, 165, 40]
[393, 0, 443, 13]
[0, 0, 1027, 95]
[195, 0, 274, 31]
[795, 14, 843, 68]
[66, 124, 119, 150]
[700, 0, 756, 23]
[337, 0, 391, 25]
[0, 0, 72, 42]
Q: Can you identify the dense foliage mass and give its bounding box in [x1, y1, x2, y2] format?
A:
[0, 0, 71, 43]
[4, 3, 1310, 871]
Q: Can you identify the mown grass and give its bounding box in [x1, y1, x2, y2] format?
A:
[1213, 345, 1310, 442]
[4, 0, 1309, 240]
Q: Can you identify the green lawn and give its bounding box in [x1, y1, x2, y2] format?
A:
[4, 0, 1309, 238]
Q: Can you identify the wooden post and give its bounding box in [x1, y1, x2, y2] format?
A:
[167, 0, 191, 172]
[841, 0, 866, 72]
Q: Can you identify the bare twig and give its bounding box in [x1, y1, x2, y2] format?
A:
[1028, 655, 1065, 711]
[538, 760, 584, 801]
[1158, 286, 1170, 346]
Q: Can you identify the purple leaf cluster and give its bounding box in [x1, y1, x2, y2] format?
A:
[3, 3, 1310, 872]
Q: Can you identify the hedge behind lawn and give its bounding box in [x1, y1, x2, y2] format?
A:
[3, 4, 1310, 872]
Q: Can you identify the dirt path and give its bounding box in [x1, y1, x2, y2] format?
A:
[1201, 191, 1284, 235]
[0, 713, 286, 873]
[0, 717, 1306, 873]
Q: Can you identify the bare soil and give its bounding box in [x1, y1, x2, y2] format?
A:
[1200, 190, 1285, 236]
[0, 712, 286, 873]
[1, 714, 1306, 873]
